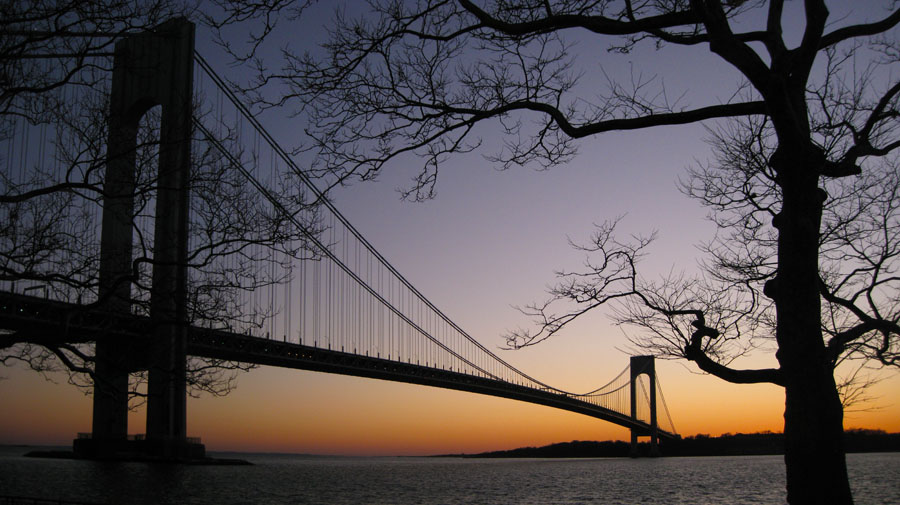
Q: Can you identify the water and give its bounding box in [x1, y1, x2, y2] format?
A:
[0, 448, 897, 505]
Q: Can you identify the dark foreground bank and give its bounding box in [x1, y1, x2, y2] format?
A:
[456, 429, 900, 458]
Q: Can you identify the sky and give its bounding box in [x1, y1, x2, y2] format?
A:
[1, 1, 899, 456]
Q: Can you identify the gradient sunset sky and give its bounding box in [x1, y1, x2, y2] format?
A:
[2, 1, 899, 456]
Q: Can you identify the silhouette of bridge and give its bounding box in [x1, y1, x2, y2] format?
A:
[0, 19, 677, 460]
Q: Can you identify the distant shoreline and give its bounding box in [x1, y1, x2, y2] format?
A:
[4, 429, 898, 459]
[443, 429, 900, 458]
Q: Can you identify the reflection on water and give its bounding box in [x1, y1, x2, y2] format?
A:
[1, 448, 897, 505]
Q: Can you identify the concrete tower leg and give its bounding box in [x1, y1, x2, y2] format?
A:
[88, 38, 143, 459]
[135, 18, 195, 459]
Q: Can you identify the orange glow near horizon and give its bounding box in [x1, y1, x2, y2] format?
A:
[2, 361, 898, 456]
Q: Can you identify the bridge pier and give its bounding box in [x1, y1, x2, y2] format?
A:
[88, 342, 130, 455]
[75, 18, 202, 461]
[629, 355, 659, 457]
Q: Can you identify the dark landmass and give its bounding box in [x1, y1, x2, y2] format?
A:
[455, 429, 900, 458]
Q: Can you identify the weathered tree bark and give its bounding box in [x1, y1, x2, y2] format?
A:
[770, 145, 852, 504]
[782, 362, 851, 504]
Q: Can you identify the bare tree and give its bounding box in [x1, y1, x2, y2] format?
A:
[1, 2, 321, 408]
[0, 0, 186, 119]
[510, 115, 900, 390]
[224, 1, 900, 503]
[2, 1, 143, 392]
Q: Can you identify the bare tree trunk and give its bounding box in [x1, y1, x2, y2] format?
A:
[772, 147, 853, 504]
[783, 361, 851, 504]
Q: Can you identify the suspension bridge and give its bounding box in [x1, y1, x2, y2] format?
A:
[0, 19, 677, 460]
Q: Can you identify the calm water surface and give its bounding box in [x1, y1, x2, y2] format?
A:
[1, 448, 897, 504]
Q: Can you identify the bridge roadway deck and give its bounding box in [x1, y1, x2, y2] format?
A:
[0, 292, 675, 439]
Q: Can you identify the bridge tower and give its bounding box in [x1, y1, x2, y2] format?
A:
[75, 18, 201, 460]
[629, 355, 659, 457]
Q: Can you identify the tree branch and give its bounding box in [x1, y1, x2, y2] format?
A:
[819, 9, 900, 49]
[457, 0, 700, 37]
